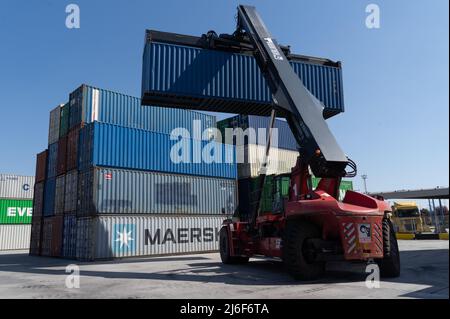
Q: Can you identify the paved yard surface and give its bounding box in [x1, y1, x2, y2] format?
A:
[0, 240, 447, 299]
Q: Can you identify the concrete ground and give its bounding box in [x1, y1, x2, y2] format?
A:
[0, 240, 447, 299]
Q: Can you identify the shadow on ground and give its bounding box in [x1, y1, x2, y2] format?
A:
[0, 248, 448, 297]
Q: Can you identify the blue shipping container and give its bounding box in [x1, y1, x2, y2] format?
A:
[218, 115, 298, 151]
[43, 177, 56, 217]
[69, 84, 216, 135]
[62, 213, 77, 258]
[47, 142, 58, 179]
[78, 122, 237, 179]
[142, 41, 344, 118]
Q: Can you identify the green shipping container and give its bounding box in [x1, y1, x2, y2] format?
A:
[59, 102, 70, 138]
[312, 178, 353, 201]
[0, 199, 33, 224]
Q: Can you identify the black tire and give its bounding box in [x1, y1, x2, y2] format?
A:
[219, 227, 249, 264]
[376, 218, 401, 278]
[282, 220, 325, 280]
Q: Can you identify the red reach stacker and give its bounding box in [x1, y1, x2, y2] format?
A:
[142, 5, 400, 280]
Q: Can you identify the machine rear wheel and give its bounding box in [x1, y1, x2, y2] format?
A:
[219, 227, 249, 264]
[282, 220, 325, 280]
[376, 218, 401, 278]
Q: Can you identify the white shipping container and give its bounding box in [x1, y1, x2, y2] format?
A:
[0, 174, 35, 199]
[0, 224, 31, 250]
[236, 144, 299, 178]
[76, 215, 227, 260]
[48, 105, 62, 145]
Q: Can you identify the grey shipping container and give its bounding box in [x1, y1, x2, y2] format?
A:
[48, 105, 62, 145]
[0, 174, 35, 199]
[77, 167, 237, 216]
[64, 170, 78, 213]
[47, 142, 58, 179]
[0, 224, 31, 250]
[142, 31, 344, 119]
[76, 215, 226, 260]
[54, 175, 65, 215]
[62, 213, 77, 258]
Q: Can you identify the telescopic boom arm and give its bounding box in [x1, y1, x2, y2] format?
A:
[236, 5, 351, 178]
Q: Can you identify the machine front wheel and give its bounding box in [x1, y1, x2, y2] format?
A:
[376, 218, 401, 278]
[219, 227, 249, 264]
[282, 220, 325, 280]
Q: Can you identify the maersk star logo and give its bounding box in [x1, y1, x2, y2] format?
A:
[112, 224, 136, 253]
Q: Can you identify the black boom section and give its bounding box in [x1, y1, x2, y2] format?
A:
[236, 5, 348, 177]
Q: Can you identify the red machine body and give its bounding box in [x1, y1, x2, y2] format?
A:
[223, 158, 391, 262]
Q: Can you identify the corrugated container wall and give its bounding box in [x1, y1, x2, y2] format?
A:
[54, 175, 65, 215]
[69, 84, 216, 135]
[78, 122, 237, 179]
[47, 142, 58, 179]
[41, 216, 63, 256]
[77, 167, 237, 216]
[142, 41, 344, 118]
[0, 199, 33, 224]
[64, 170, 78, 213]
[217, 115, 298, 151]
[56, 136, 68, 176]
[29, 220, 42, 255]
[43, 177, 56, 217]
[33, 182, 44, 217]
[48, 105, 62, 145]
[237, 144, 299, 178]
[0, 174, 35, 199]
[59, 103, 70, 138]
[62, 213, 77, 258]
[35, 150, 48, 183]
[66, 128, 80, 170]
[0, 225, 31, 250]
[76, 215, 225, 260]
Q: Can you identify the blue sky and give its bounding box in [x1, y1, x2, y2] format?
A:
[0, 0, 448, 203]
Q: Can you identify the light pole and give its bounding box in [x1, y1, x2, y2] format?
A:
[361, 174, 368, 194]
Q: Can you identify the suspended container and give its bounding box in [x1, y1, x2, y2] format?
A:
[77, 166, 237, 217]
[75, 215, 226, 260]
[141, 31, 344, 119]
[69, 84, 216, 136]
[78, 122, 237, 179]
[0, 174, 35, 199]
[0, 224, 31, 250]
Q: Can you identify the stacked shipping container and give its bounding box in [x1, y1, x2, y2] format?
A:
[31, 84, 237, 260]
[0, 174, 34, 250]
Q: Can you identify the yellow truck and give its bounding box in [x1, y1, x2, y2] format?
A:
[391, 202, 431, 234]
